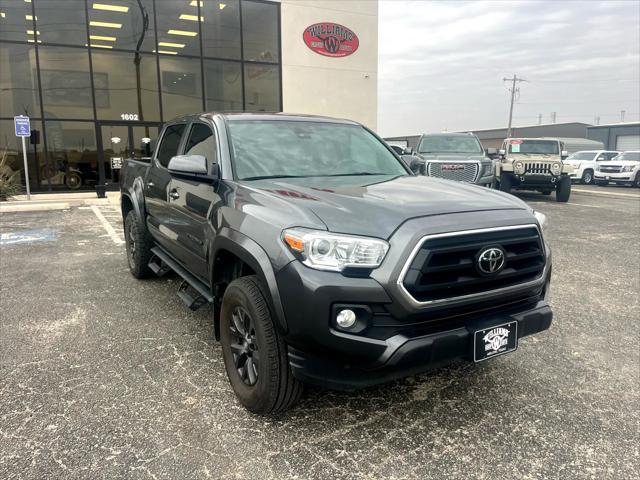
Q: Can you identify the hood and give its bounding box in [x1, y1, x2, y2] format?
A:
[417, 153, 487, 163]
[598, 160, 639, 167]
[239, 175, 529, 239]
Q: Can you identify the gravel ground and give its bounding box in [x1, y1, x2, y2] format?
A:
[1, 188, 638, 479]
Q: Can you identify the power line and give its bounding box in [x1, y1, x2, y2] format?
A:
[503, 74, 527, 138]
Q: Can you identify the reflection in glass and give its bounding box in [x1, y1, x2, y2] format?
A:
[242, 1, 278, 63]
[0, 119, 44, 192]
[202, 0, 240, 59]
[38, 47, 94, 119]
[87, 0, 155, 52]
[160, 56, 202, 119]
[155, 0, 201, 56]
[92, 50, 160, 121]
[0, 0, 36, 43]
[244, 64, 280, 112]
[45, 120, 97, 190]
[35, 0, 87, 46]
[204, 60, 242, 111]
[0, 43, 38, 117]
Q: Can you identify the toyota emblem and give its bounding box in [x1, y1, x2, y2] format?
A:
[477, 247, 505, 275]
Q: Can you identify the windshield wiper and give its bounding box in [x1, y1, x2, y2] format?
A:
[326, 172, 390, 177]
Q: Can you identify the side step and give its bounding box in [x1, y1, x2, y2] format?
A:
[149, 247, 214, 310]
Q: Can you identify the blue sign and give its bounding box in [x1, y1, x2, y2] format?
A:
[14, 116, 31, 137]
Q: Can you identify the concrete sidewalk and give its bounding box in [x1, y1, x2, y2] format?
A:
[1, 191, 120, 213]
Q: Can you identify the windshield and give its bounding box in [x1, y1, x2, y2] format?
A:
[508, 140, 559, 155]
[567, 152, 596, 161]
[417, 135, 482, 154]
[228, 120, 408, 180]
[614, 152, 640, 162]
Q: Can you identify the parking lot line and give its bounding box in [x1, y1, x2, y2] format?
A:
[90, 205, 124, 245]
[572, 188, 639, 198]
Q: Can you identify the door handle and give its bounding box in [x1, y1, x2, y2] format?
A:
[169, 189, 180, 200]
[146, 181, 155, 188]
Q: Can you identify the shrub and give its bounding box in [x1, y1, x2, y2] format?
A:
[0, 149, 22, 201]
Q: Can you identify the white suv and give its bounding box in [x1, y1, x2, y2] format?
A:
[594, 151, 640, 187]
[565, 150, 619, 185]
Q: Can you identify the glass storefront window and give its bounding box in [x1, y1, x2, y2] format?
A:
[0, 119, 44, 192]
[34, 0, 87, 46]
[155, 0, 201, 57]
[45, 120, 97, 190]
[242, 0, 278, 63]
[87, 0, 155, 52]
[92, 50, 160, 121]
[204, 59, 242, 111]
[244, 64, 279, 112]
[38, 46, 94, 119]
[160, 56, 202, 119]
[0, 0, 35, 43]
[202, 0, 240, 60]
[0, 43, 39, 118]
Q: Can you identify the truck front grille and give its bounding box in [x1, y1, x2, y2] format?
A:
[427, 163, 479, 183]
[401, 226, 545, 304]
[524, 162, 552, 174]
[599, 165, 622, 173]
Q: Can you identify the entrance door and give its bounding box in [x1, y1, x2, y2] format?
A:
[98, 122, 160, 189]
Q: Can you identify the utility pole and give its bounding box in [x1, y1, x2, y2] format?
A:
[537, 114, 542, 125]
[551, 111, 557, 124]
[621, 110, 626, 122]
[595, 115, 600, 125]
[503, 74, 526, 138]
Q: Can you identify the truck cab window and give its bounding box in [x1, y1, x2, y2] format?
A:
[185, 124, 217, 166]
[156, 124, 186, 168]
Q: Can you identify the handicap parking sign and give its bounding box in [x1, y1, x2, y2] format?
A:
[14, 116, 31, 137]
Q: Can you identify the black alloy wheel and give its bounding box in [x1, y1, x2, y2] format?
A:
[229, 306, 260, 386]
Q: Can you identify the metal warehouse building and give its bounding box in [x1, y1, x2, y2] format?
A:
[0, 0, 377, 195]
[586, 122, 640, 151]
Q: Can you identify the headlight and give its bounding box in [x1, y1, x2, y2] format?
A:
[514, 161, 525, 174]
[481, 162, 494, 176]
[622, 165, 636, 172]
[534, 211, 548, 233]
[551, 163, 562, 175]
[282, 228, 389, 272]
[572, 162, 581, 169]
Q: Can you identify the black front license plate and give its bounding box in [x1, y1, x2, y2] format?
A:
[474, 321, 518, 362]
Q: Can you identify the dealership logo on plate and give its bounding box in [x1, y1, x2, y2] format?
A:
[303, 23, 359, 57]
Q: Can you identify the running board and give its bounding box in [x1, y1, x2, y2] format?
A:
[149, 247, 214, 309]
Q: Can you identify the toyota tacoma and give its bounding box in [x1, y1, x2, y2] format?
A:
[120, 113, 553, 415]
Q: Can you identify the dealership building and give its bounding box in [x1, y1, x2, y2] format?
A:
[0, 0, 377, 194]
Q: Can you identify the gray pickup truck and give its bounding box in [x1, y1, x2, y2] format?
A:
[413, 132, 496, 187]
[120, 112, 553, 415]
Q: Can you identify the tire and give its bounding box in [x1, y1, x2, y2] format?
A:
[220, 276, 302, 415]
[595, 181, 608, 186]
[555, 176, 571, 202]
[65, 172, 82, 190]
[581, 169, 594, 185]
[499, 173, 513, 194]
[124, 210, 154, 278]
[634, 172, 640, 188]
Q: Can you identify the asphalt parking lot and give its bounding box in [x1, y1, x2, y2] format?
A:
[1, 185, 638, 479]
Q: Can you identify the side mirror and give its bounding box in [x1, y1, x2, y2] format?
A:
[498, 149, 506, 156]
[167, 154, 208, 176]
[403, 147, 413, 155]
[402, 155, 425, 174]
[561, 150, 568, 159]
[486, 148, 497, 155]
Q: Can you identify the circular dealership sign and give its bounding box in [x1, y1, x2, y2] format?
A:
[303, 22, 359, 58]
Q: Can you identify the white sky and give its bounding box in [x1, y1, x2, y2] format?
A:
[377, 0, 640, 136]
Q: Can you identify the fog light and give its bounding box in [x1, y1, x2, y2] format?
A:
[336, 309, 357, 328]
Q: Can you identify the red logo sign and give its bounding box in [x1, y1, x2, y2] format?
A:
[442, 164, 465, 171]
[303, 23, 359, 58]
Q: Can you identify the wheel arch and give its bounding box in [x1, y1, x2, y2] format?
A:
[121, 179, 146, 224]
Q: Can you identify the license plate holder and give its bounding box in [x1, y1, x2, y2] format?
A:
[473, 321, 518, 362]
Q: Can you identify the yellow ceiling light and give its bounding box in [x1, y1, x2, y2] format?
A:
[92, 3, 129, 13]
[26, 29, 40, 35]
[157, 50, 178, 55]
[89, 20, 122, 28]
[89, 43, 113, 49]
[27, 39, 42, 43]
[179, 14, 203, 22]
[190, 1, 204, 6]
[24, 0, 31, 3]
[25, 14, 37, 20]
[219, 3, 226, 9]
[1, 12, 6, 18]
[158, 42, 185, 48]
[90, 34, 117, 41]
[168, 29, 197, 36]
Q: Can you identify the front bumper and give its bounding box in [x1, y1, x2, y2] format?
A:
[275, 212, 553, 390]
[594, 171, 635, 182]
